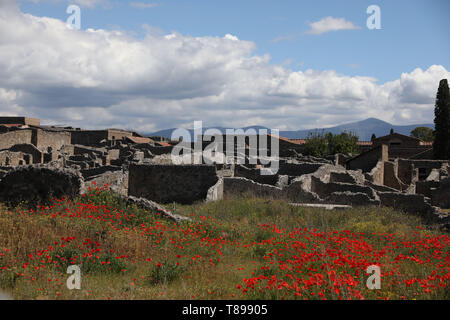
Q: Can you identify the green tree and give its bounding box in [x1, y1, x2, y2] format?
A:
[410, 127, 434, 142]
[304, 130, 329, 157]
[371, 133, 376, 141]
[433, 79, 450, 159]
[304, 131, 360, 157]
[328, 131, 360, 155]
[390, 128, 394, 135]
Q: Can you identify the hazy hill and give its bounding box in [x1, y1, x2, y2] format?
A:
[147, 118, 434, 141]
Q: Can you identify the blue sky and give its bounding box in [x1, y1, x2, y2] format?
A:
[0, 0, 449, 132]
[19, 0, 450, 83]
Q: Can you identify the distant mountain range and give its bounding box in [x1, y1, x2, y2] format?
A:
[147, 118, 434, 141]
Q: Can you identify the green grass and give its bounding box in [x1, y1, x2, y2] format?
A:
[0, 190, 448, 300]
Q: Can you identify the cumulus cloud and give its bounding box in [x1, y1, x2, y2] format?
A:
[0, 2, 448, 133]
[306, 16, 360, 35]
[20, 0, 110, 8]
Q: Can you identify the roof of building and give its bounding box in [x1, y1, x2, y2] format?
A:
[0, 124, 26, 128]
[156, 141, 172, 147]
[373, 132, 422, 142]
[268, 134, 306, 145]
[125, 136, 155, 144]
[357, 141, 373, 146]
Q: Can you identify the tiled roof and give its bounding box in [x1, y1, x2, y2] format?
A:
[268, 134, 306, 145]
[126, 136, 154, 144]
[0, 124, 24, 127]
[156, 141, 172, 147]
[357, 141, 373, 146]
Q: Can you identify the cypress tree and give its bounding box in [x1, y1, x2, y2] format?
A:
[433, 79, 450, 159]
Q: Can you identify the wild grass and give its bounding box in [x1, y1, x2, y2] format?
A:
[0, 189, 448, 300]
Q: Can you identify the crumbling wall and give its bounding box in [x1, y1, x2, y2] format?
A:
[234, 165, 279, 185]
[9, 144, 43, 164]
[346, 144, 388, 173]
[415, 180, 440, 199]
[146, 145, 174, 155]
[277, 162, 323, 176]
[310, 176, 378, 201]
[223, 177, 283, 200]
[383, 161, 407, 191]
[330, 170, 365, 184]
[0, 151, 31, 166]
[398, 159, 449, 181]
[206, 177, 224, 202]
[378, 192, 437, 222]
[431, 177, 450, 209]
[36, 130, 71, 152]
[71, 130, 108, 146]
[365, 160, 384, 185]
[85, 170, 128, 196]
[128, 164, 219, 204]
[284, 180, 322, 203]
[0, 166, 83, 207]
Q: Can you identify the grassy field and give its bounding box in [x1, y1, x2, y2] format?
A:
[0, 184, 448, 300]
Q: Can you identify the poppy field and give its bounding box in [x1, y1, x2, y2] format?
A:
[0, 184, 448, 300]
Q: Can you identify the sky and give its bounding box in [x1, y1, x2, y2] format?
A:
[0, 0, 449, 133]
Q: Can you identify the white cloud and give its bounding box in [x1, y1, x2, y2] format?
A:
[306, 16, 360, 35]
[20, 0, 110, 8]
[72, 0, 106, 8]
[130, 2, 159, 9]
[0, 2, 448, 133]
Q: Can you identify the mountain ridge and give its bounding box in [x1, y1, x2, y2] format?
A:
[146, 118, 434, 141]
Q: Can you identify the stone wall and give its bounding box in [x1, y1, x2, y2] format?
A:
[310, 176, 378, 200]
[383, 161, 407, 191]
[415, 180, 440, 198]
[36, 129, 71, 152]
[128, 164, 219, 204]
[71, 130, 109, 146]
[0, 151, 31, 166]
[378, 192, 436, 222]
[277, 162, 324, 176]
[346, 144, 388, 172]
[0, 166, 83, 207]
[366, 160, 384, 185]
[146, 145, 174, 155]
[206, 178, 224, 202]
[9, 144, 43, 164]
[85, 169, 128, 196]
[388, 147, 431, 159]
[223, 177, 283, 200]
[398, 159, 448, 181]
[0, 117, 40, 126]
[0, 130, 33, 150]
[234, 165, 279, 185]
[431, 177, 450, 209]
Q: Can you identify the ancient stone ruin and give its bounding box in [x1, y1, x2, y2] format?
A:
[0, 116, 449, 226]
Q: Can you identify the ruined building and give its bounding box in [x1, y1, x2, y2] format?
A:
[0, 116, 448, 226]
